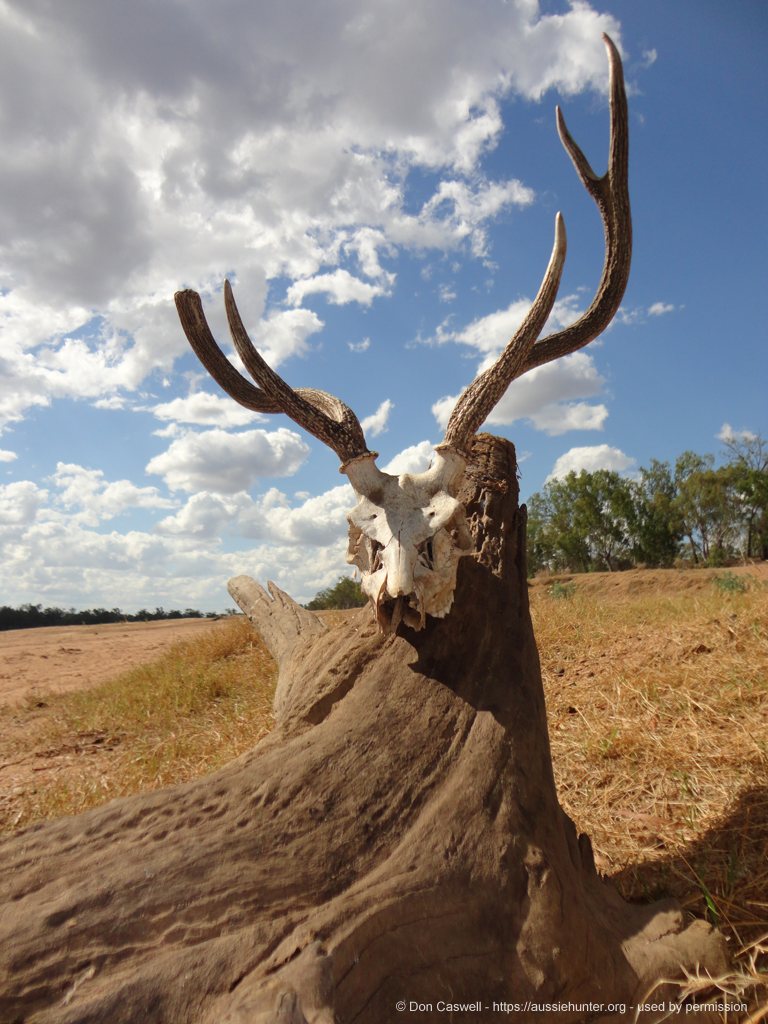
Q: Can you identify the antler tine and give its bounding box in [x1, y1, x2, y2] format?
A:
[223, 281, 372, 464]
[175, 288, 281, 413]
[521, 32, 631, 372]
[441, 212, 567, 453]
[175, 284, 372, 465]
[440, 34, 630, 454]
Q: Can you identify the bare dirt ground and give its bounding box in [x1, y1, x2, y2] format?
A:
[0, 617, 226, 707]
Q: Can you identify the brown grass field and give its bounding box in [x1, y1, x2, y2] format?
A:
[1, 565, 766, 1015]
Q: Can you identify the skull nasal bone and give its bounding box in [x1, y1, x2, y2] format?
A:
[386, 545, 414, 598]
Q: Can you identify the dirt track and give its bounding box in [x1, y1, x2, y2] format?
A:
[0, 618, 226, 707]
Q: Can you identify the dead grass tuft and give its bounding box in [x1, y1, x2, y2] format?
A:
[633, 935, 768, 1022]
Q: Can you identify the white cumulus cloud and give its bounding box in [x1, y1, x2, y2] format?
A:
[0, 0, 623, 428]
[0, 474, 354, 610]
[647, 301, 676, 316]
[286, 270, 392, 308]
[361, 399, 394, 438]
[348, 337, 371, 353]
[717, 422, 758, 444]
[146, 427, 309, 493]
[249, 307, 325, 368]
[546, 444, 635, 481]
[0, 480, 48, 528]
[431, 291, 583, 354]
[151, 392, 264, 428]
[383, 441, 436, 475]
[526, 402, 609, 435]
[433, 351, 608, 436]
[158, 483, 354, 548]
[50, 463, 176, 524]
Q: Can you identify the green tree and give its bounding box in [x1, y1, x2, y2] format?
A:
[629, 459, 683, 567]
[673, 452, 740, 565]
[527, 470, 635, 573]
[539, 476, 590, 572]
[526, 441, 767, 575]
[525, 490, 558, 575]
[721, 430, 768, 559]
[306, 576, 367, 610]
[673, 451, 713, 563]
[734, 465, 768, 559]
[570, 469, 635, 571]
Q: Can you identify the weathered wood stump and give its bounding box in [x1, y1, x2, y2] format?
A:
[0, 436, 727, 1024]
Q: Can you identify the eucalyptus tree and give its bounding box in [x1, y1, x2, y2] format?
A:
[527, 469, 636, 573]
[721, 431, 768, 559]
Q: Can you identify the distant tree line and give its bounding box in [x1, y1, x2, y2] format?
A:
[526, 432, 768, 575]
[0, 605, 220, 632]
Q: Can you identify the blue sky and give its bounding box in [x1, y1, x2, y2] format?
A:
[1, 0, 766, 611]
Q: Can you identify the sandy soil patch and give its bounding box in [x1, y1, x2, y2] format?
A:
[0, 618, 228, 707]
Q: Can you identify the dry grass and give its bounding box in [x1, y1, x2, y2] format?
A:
[531, 570, 768, 1017]
[2, 571, 766, 1016]
[0, 616, 276, 831]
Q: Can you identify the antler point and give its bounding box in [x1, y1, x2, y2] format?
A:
[554, 212, 567, 249]
[602, 33, 621, 65]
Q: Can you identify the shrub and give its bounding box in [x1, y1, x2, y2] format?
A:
[714, 572, 748, 593]
[548, 580, 576, 600]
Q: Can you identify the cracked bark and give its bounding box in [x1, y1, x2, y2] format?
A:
[0, 435, 727, 1024]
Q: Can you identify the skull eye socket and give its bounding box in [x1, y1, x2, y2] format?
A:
[418, 538, 435, 570]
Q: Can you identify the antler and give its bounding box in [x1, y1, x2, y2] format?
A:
[442, 34, 631, 454]
[174, 281, 372, 465]
[441, 213, 566, 451]
[176, 35, 629, 466]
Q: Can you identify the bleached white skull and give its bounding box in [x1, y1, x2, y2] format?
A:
[343, 448, 472, 632]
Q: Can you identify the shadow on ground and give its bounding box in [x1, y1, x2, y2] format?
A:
[612, 784, 768, 947]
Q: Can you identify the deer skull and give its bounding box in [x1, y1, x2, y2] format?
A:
[344, 449, 472, 632]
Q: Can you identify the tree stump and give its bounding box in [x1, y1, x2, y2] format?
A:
[0, 436, 727, 1024]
